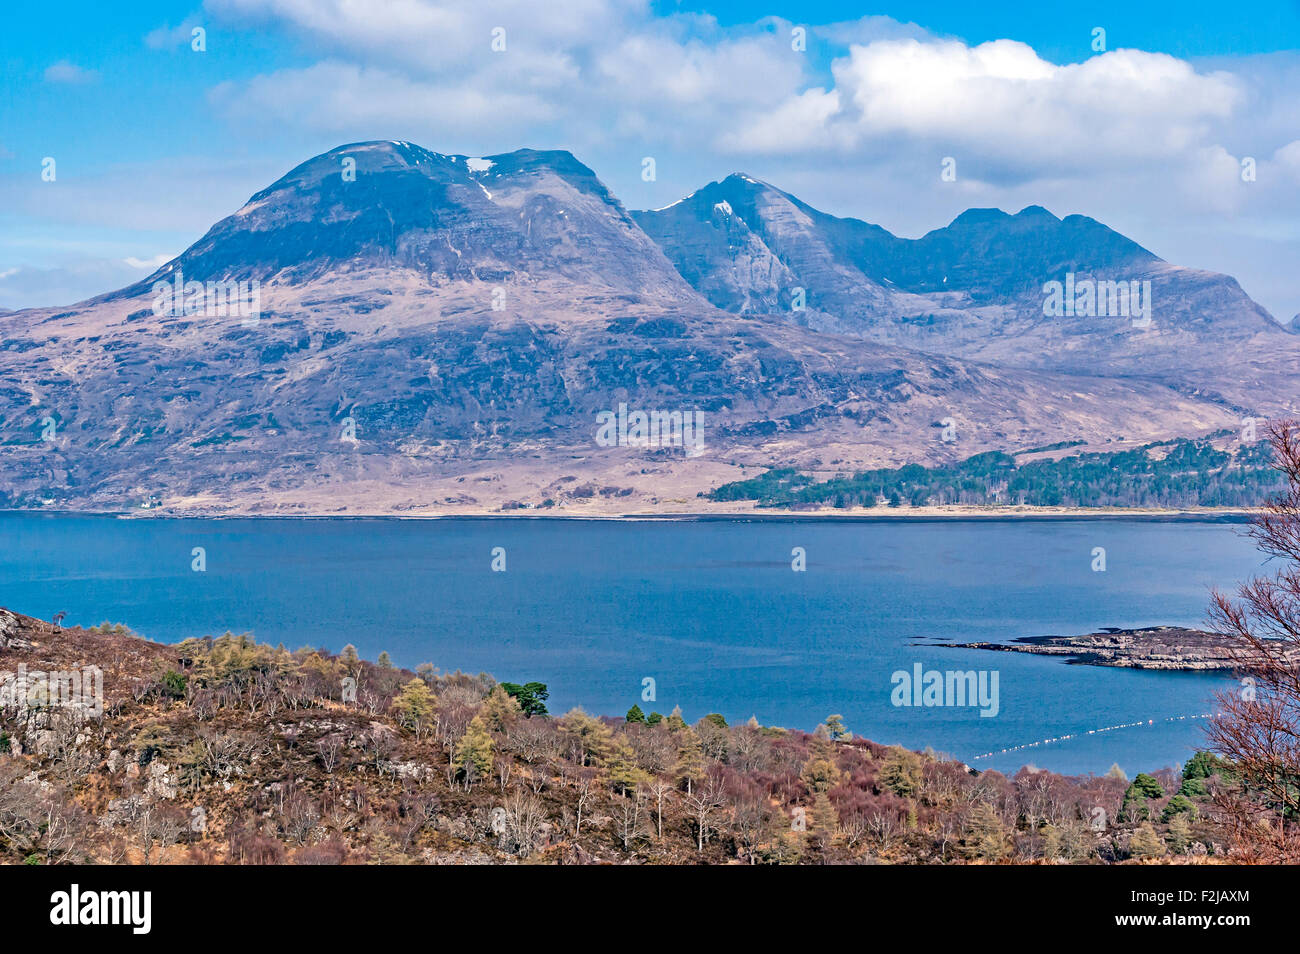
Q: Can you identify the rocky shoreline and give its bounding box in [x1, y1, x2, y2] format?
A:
[940, 625, 1250, 671]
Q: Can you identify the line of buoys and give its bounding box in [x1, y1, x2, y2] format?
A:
[970, 712, 1218, 762]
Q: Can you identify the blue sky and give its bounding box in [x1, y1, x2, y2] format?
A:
[674, 0, 1300, 59]
[2, 1, 1299, 321]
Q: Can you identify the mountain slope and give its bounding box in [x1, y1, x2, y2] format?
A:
[635, 176, 1296, 413]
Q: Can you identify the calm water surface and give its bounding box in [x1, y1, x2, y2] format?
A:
[0, 513, 1268, 776]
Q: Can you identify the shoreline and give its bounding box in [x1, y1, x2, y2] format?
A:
[0, 505, 1260, 523]
[934, 625, 1250, 672]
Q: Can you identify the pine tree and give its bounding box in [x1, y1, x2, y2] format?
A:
[811, 793, 838, 840]
[1130, 822, 1167, 859]
[666, 705, 687, 731]
[390, 678, 436, 737]
[1161, 793, 1196, 823]
[800, 751, 841, 794]
[962, 803, 1011, 861]
[1166, 813, 1192, 854]
[559, 708, 613, 765]
[821, 714, 849, 741]
[455, 715, 494, 788]
[674, 730, 704, 792]
[878, 747, 923, 799]
[1119, 773, 1165, 822]
[481, 686, 523, 733]
[1177, 751, 1222, 798]
[604, 737, 647, 795]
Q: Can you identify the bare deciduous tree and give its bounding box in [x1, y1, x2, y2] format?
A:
[501, 789, 546, 857]
[683, 773, 725, 853]
[1208, 420, 1300, 861]
[646, 777, 675, 840]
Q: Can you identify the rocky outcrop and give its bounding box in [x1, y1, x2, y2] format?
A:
[0, 609, 34, 651]
[941, 625, 1271, 670]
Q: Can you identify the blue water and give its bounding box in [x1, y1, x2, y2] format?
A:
[0, 513, 1269, 776]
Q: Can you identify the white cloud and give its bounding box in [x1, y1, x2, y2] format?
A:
[209, 61, 559, 137]
[43, 60, 99, 84]
[719, 88, 843, 153]
[1274, 140, 1300, 182]
[124, 253, 175, 270]
[594, 33, 801, 107]
[206, 0, 633, 78]
[734, 39, 1242, 172]
[201, 2, 812, 160]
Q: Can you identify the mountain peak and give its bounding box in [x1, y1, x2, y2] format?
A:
[110, 139, 690, 300]
[1016, 204, 1059, 221]
[946, 205, 1060, 229]
[721, 172, 771, 188]
[245, 140, 451, 202]
[947, 207, 1010, 227]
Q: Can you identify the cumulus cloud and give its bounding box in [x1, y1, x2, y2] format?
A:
[1274, 140, 1300, 181]
[593, 32, 802, 106]
[207, 0, 631, 78]
[730, 40, 1242, 172]
[197, 2, 1267, 194]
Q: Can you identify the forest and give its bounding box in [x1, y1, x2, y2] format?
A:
[708, 437, 1282, 509]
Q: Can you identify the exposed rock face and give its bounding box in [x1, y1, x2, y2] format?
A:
[145, 760, 178, 800]
[0, 610, 33, 650]
[0, 141, 1294, 515]
[636, 175, 1297, 413]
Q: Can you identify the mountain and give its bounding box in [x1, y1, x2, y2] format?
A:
[0, 141, 1288, 515]
[113, 140, 696, 305]
[635, 174, 1164, 318]
[635, 175, 1294, 409]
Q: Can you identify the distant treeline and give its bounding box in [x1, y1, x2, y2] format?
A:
[709, 439, 1284, 509]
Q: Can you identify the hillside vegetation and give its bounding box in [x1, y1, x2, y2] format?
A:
[0, 608, 1238, 864]
[710, 438, 1282, 510]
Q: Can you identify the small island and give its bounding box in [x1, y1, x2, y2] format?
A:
[939, 625, 1253, 671]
